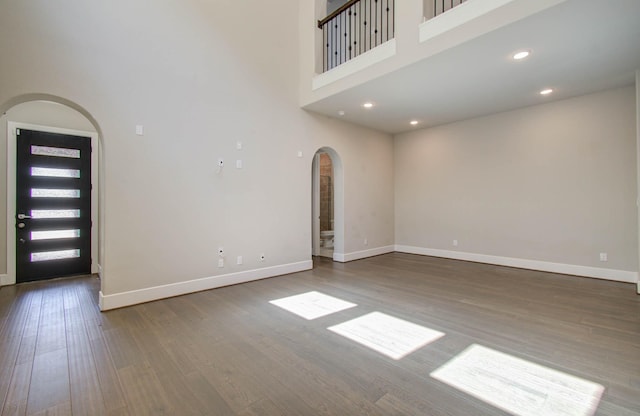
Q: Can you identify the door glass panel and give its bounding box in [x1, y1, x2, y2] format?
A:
[31, 145, 80, 158]
[31, 229, 81, 241]
[30, 209, 81, 219]
[31, 189, 81, 198]
[30, 249, 80, 262]
[31, 167, 81, 178]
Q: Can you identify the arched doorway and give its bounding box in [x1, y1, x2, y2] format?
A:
[0, 95, 104, 292]
[312, 147, 344, 261]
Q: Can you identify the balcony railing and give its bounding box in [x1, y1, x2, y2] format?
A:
[318, 0, 395, 73]
[429, 0, 467, 20]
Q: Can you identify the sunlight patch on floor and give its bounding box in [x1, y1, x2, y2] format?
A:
[430, 344, 604, 416]
[328, 311, 445, 360]
[269, 291, 357, 320]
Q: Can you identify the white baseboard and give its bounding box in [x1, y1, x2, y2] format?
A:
[98, 260, 312, 311]
[334, 245, 395, 263]
[395, 245, 638, 284]
[0, 274, 11, 286]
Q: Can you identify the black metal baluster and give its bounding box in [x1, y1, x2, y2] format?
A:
[344, 11, 347, 64]
[354, 4, 358, 57]
[345, 7, 352, 60]
[383, 0, 386, 42]
[379, 0, 383, 44]
[341, 12, 344, 66]
[368, 0, 371, 51]
[331, 16, 338, 68]
[359, 1, 362, 54]
[386, 0, 390, 40]
[377, 0, 379, 45]
[374, 0, 378, 47]
[390, 0, 394, 38]
[346, 12, 349, 65]
[323, 24, 327, 72]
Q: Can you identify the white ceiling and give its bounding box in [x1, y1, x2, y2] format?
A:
[304, 0, 640, 135]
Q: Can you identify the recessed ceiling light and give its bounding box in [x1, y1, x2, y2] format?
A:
[540, 88, 553, 95]
[363, 102, 374, 109]
[338, 110, 345, 116]
[410, 120, 419, 125]
[512, 50, 530, 60]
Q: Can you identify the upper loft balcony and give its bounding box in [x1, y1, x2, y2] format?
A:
[299, 0, 640, 134]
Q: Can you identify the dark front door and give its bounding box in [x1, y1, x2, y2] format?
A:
[16, 128, 92, 283]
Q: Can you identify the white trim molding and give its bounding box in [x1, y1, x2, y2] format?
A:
[312, 39, 397, 91]
[334, 245, 395, 263]
[0, 274, 10, 286]
[395, 245, 638, 284]
[99, 260, 312, 311]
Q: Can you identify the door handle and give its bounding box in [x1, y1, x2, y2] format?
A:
[17, 214, 31, 220]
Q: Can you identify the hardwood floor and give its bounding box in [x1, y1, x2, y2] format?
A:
[0, 253, 638, 415]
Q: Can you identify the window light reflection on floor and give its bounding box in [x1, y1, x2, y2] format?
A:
[269, 291, 357, 320]
[430, 344, 604, 416]
[328, 311, 445, 360]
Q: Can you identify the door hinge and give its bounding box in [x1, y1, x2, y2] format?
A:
[16, 128, 20, 136]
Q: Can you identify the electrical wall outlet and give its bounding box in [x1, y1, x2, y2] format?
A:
[599, 252, 608, 262]
[218, 258, 224, 268]
[453, 239, 458, 247]
[237, 256, 243, 265]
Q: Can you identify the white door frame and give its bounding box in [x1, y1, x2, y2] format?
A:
[5, 121, 99, 285]
[312, 153, 321, 256]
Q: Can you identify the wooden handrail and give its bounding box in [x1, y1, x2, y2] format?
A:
[318, 0, 361, 28]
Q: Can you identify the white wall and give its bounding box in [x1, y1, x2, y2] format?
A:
[0, 0, 394, 307]
[395, 87, 638, 279]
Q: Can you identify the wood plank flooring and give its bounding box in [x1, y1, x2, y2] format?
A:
[0, 253, 638, 415]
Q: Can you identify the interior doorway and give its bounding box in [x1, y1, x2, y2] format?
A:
[313, 151, 335, 258]
[312, 147, 344, 261]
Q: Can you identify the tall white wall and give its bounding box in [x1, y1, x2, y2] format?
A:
[395, 87, 638, 278]
[0, 0, 394, 306]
